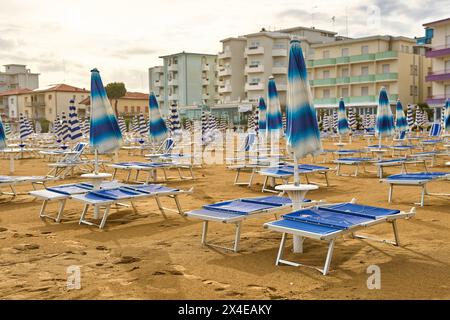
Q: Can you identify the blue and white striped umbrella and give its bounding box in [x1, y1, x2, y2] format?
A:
[337, 98, 350, 136]
[282, 113, 286, 132]
[82, 117, 90, 137]
[407, 104, 415, 129]
[169, 104, 181, 135]
[322, 115, 329, 132]
[348, 107, 356, 130]
[444, 99, 450, 133]
[53, 114, 61, 140]
[19, 113, 32, 141]
[332, 110, 338, 133]
[395, 99, 408, 132]
[60, 112, 70, 142]
[131, 115, 138, 134]
[148, 92, 168, 141]
[375, 87, 395, 146]
[68, 100, 82, 142]
[89, 68, 123, 156]
[137, 113, 147, 137]
[286, 39, 321, 184]
[4, 121, 11, 136]
[26, 117, 34, 135]
[415, 107, 423, 128]
[247, 112, 254, 130]
[257, 97, 267, 135]
[0, 116, 6, 149]
[201, 111, 209, 143]
[266, 76, 283, 136]
[117, 115, 127, 134]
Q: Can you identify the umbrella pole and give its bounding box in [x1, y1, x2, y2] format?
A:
[294, 153, 300, 186]
[378, 135, 382, 149]
[94, 149, 99, 175]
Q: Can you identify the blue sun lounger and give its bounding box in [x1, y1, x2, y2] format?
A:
[264, 201, 416, 275]
[0, 175, 56, 197]
[334, 157, 373, 176]
[259, 164, 330, 192]
[382, 172, 450, 206]
[109, 161, 194, 182]
[186, 196, 317, 252]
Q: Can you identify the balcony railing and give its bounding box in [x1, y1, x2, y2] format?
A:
[168, 94, 178, 100]
[425, 69, 450, 82]
[168, 79, 178, 86]
[218, 84, 232, 93]
[218, 51, 232, 59]
[245, 64, 264, 73]
[308, 51, 398, 68]
[168, 64, 178, 71]
[245, 46, 264, 55]
[349, 53, 375, 63]
[272, 66, 287, 74]
[375, 73, 398, 81]
[202, 78, 210, 85]
[245, 82, 264, 91]
[311, 78, 336, 86]
[426, 95, 450, 105]
[202, 64, 210, 71]
[32, 101, 46, 107]
[218, 67, 232, 76]
[272, 48, 287, 57]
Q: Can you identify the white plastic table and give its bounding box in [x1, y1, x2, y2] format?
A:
[81, 172, 112, 219]
[275, 184, 319, 253]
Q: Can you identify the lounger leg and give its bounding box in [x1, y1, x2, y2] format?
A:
[173, 195, 183, 215]
[336, 163, 341, 176]
[420, 186, 425, 207]
[55, 199, 67, 223]
[386, 181, 394, 201]
[79, 204, 89, 225]
[126, 170, 131, 182]
[275, 233, 287, 266]
[234, 170, 240, 185]
[292, 236, 304, 253]
[201, 221, 209, 245]
[248, 168, 256, 187]
[322, 240, 335, 276]
[130, 201, 138, 214]
[39, 200, 48, 219]
[155, 197, 167, 218]
[355, 163, 359, 177]
[10, 185, 17, 197]
[233, 222, 242, 252]
[112, 168, 117, 180]
[262, 176, 268, 192]
[324, 172, 330, 187]
[392, 221, 400, 246]
[99, 206, 110, 229]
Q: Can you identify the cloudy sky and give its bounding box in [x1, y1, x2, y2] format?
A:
[1, 0, 448, 92]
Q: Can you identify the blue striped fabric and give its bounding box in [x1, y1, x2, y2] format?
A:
[444, 99, 450, 133]
[347, 107, 356, 130]
[407, 104, 414, 128]
[148, 92, 168, 141]
[286, 39, 322, 158]
[89, 68, 123, 153]
[0, 116, 6, 149]
[267, 76, 283, 135]
[19, 113, 32, 140]
[68, 100, 82, 142]
[337, 98, 350, 135]
[169, 104, 181, 134]
[117, 115, 127, 134]
[60, 112, 70, 142]
[375, 87, 395, 137]
[138, 113, 147, 136]
[3, 121, 11, 136]
[258, 97, 267, 134]
[395, 99, 408, 132]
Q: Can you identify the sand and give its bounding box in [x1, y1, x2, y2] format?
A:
[0, 139, 450, 300]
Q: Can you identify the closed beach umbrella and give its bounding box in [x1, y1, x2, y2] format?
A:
[285, 39, 322, 184]
[4, 121, 11, 136]
[0, 116, 7, 149]
[348, 107, 356, 130]
[247, 112, 254, 131]
[89, 68, 123, 173]
[60, 112, 70, 142]
[148, 92, 168, 142]
[407, 104, 415, 129]
[68, 99, 82, 142]
[117, 115, 127, 134]
[322, 115, 329, 132]
[19, 113, 32, 141]
[282, 113, 286, 132]
[254, 109, 259, 134]
[395, 99, 408, 132]
[267, 76, 283, 136]
[332, 110, 338, 133]
[444, 99, 450, 134]
[53, 114, 61, 140]
[337, 98, 350, 138]
[415, 107, 423, 129]
[137, 113, 147, 137]
[201, 111, 208, 143]
[375, 87, 395, 147]
[257, 97, 267, 135]
[169, 104, 181, 135]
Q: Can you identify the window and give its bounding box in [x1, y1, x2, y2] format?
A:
[410, 65, 418, 75]
[341, 68, 349, 77]
[446, 35, 450, 46]
[49, 108, 52, 114]
[322, 50, 330, 59]
[323, 70, 330, 79]
[48, 94, 52, 100]
[361, 66, 369, 76]
[341, 48, 349, 57]
[410, 85, 418, 96]
[25, 97, 28, 102]
[382, 64, 390, 73]
[361, 45, 369, 54]
[361, 87, 369, 96]
[323, 89, 330, 98]
[137, 106, 141, 113]
[124, 106, 128, 113]
[131, 106, 135, 113]
[341, 87, 349, 97]
[445, 60, 450, 71]
[145, 107, 148, 113]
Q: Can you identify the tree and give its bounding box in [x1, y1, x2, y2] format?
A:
[105, 82, 127, 116]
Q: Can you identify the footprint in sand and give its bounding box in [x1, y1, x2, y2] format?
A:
[247, 284, 277, 293]
[202, 279, 230, 290]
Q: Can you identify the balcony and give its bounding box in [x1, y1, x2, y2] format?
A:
[202, 78, 210, 85]
[202, 64, 210, 72]
[168, 64, 178, 71]
[31, 101, 46, 107]
[375, 73, 398, 81]
[245, 46, 264, 55]
[313, 97, 337, 105]
[425, 44, 450, 58]
[153, 66, 163, 73]
[336, 76, 350, 84]
[425, 69, 450, 82]
[245, 64, 264, 73]
[154, 79, 163, 87]
[310, 78, 336, 86]
[349, 53, 375, 63]
[348, 95, 376, 103]
[276, 84, 287, 91]
[218, 67, 232, 76]
[375, 51, 398, 60]
[245, 82, 265, 91]
[218, 84, 232, 93]
[349, 74, 375, 83]
[426, 95, 450, 105]
[311, 58, 336, 67]
[202, 93, 210, 100]
[218, 50, 232, 59]
[272, 66, 287, 74]
[168, 94, 178, 100]
[336, 56, 350, 64]
[168, 79, 178, 86]
[272, 48, 287, 57]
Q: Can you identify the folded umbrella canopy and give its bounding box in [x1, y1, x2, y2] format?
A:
[0, 116, 6, 149]
[375, 87, 395, 147]
[257, 97, 267, 136]
[68, 99, 82, 143]
[285, 39, 322, 185]
[148, 92, 168, 142]
[89, 68, 123, 173]
[348, 107, 356, 130]
[337, 97, 350, 139]
[444, 99, 450, 134]
[395, 99, 408, 132]
[19, 113, 32, 142]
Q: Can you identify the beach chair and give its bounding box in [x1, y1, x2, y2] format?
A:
[39, 142, 86, 162]
[186, 195, 317, 252]
[420, 123, 442, 151]
[258, 164, 330, 192]
[382, 172, 450, 206]
[109, 161, 194, 182]
[0, 175, 54, 197]
[334, 157, 373, 176]
[145, 138, 176, 159]
[264, 200, 416, 275]
[46, 142, 88, 178]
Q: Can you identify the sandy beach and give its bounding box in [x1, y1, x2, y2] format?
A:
[1, 138, 450, 300]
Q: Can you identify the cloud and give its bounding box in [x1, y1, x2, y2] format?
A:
[0, 37, 17, 50]
[111, 47, 158, 59]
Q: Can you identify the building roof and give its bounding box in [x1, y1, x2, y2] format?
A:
[423, 17, 450, 27]
[0, 88, 32, 97]
[220, 37, 247, 43]
[159, 51, 217, 58]
[277, 26, 337, 36]
[311, 35, 415, 48]
[32, 84, 89, 93]
[79, 91, 149, 105]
